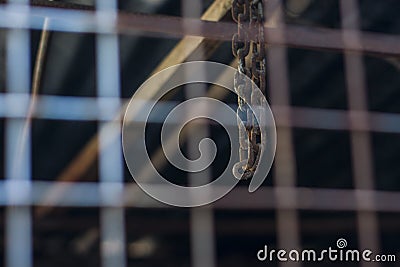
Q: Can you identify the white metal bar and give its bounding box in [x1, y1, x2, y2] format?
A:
[95, 0, 126, 267]
[340, 0, 380, 264]
[2, 94, 400, 133]
[182, 1, 216, 267]
[5, 0, 32, 267]
[2, 181, 400, 211]
[266, 1, 301, 266]
[1, 5, 400, 57]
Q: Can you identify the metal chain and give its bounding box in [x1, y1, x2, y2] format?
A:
[232, 0, 266, 180]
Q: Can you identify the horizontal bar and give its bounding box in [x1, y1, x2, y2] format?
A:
[0, 93, 123, 121]
[0, 180, 399, 211]
[0, 0, 93, 10]
[1, 93, 400, 133]
[0, 5, 399, 56]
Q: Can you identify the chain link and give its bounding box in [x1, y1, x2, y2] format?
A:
[232, 0, 266, 180]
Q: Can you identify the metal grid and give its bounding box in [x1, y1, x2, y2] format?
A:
[0, 0, 399, 267]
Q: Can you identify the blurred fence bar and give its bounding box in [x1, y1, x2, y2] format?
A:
[1, 182, 400, 212]
[0, 5, 400, 56]
[95, 0, 126, 267]
[5, 0, 32, 267]
[267, 1, 300, 266]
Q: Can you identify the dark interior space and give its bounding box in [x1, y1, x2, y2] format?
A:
[0, 0, 399, 266]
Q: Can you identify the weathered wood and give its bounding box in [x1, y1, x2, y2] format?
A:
[35, 0, 234, 219]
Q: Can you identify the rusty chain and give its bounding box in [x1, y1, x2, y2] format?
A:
[232, 0, 266, 180]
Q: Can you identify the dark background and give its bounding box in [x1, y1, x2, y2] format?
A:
[0, 0, 399, 266]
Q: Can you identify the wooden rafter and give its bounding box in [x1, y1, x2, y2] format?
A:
[35, 0, 234, 218]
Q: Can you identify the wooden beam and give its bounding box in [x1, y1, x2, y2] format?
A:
[35, 0, 234, 219]
[152, 0, 233, 74]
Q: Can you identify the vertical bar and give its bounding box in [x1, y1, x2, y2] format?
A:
[95, 1, 126, 267]
[182, 1, 216, 267]
[266, 1, 301, 266]
[5, 1, 32, 267]
[339, 0, 380, 264]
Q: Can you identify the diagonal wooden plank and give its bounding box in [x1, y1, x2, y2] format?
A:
[35, 0, 234, 218]
[152, 0, 233, 74]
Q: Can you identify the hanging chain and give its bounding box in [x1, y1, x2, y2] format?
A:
[232, 0, 266, 180]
